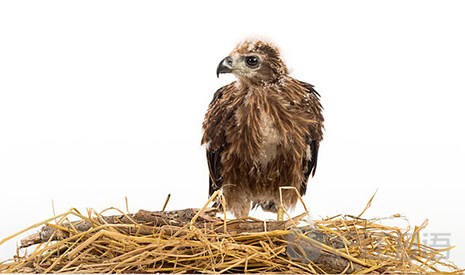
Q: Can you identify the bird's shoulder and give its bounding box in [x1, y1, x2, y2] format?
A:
[208, 81, 237, 107]
[282, 77, 320, 97]
[202, 82, 238, 147]
[288, 78, 323, 112]
[298, 80, 320, 97]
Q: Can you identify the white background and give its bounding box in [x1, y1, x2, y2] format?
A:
[1, 0, 464, 268]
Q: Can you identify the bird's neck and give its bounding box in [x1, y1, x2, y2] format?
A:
[236, 76, 285, 90]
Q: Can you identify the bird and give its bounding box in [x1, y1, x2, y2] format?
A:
[201, 40, 324, 220]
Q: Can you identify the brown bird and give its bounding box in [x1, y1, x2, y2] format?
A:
[201, 40, 324, 220]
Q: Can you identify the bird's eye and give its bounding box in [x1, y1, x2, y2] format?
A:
[245, 56, 259, 68]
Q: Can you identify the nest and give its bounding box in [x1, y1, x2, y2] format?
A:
[0, 195, 462, 274]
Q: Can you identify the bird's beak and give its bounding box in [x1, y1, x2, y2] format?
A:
[216, 56, 233, 78]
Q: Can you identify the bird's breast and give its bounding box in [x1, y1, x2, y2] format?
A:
[233, 90, 286, 166]
[258, 113, 282, 166]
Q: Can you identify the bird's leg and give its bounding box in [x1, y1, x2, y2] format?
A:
[277, 206, 284, 221]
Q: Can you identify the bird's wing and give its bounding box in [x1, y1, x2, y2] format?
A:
[202, 84, 233, 196]
[300, 81, 324, 195]
[207, 146, 223, 196]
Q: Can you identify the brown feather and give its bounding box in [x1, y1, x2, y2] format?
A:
[202, 40, 324, 218]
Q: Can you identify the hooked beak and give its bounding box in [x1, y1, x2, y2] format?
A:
[216, 56, 233, 78]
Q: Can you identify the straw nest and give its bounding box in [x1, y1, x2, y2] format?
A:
[0, 194, 462, 274]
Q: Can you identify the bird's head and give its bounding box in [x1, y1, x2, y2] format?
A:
[216, 40, 288, 85]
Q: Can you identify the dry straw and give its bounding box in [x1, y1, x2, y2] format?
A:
[0, 192, 462, 274]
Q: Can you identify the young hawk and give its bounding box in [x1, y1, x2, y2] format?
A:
[201, 40, 324, 219]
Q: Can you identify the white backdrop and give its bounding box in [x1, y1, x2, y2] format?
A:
[1, 0, 464, 267]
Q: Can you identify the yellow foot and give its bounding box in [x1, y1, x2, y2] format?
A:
[277, 206, 284, 221]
